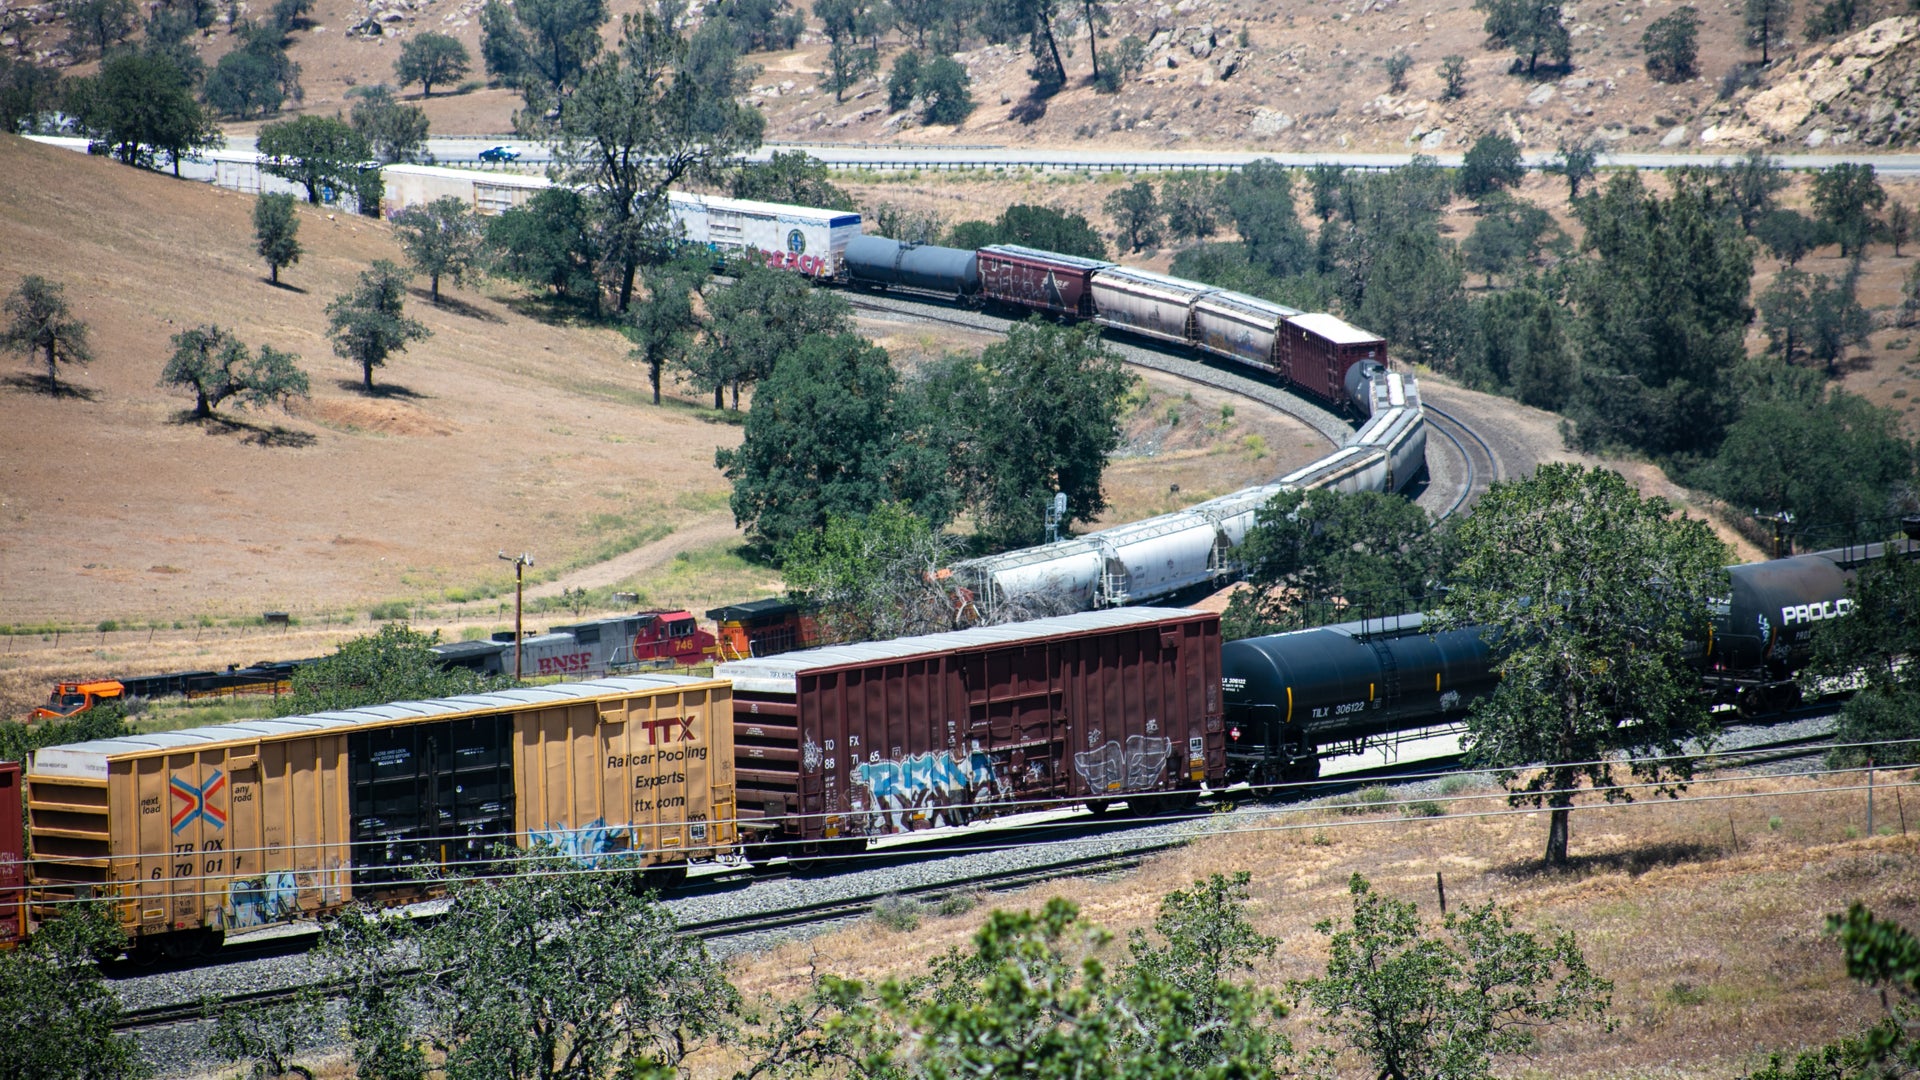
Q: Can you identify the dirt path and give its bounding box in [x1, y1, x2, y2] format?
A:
[521, 516, 750, 601]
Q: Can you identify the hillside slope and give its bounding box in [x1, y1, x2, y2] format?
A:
[19, 0, 1920, 153]
[0, 135, 747, 624]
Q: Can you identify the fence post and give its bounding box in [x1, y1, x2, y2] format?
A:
[1435, 871, 1447, 915]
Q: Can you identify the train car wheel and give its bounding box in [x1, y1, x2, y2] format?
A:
[1085, 800, 1112, 818]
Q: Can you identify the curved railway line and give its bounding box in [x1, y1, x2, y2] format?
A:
[842, 290, 1504, 520]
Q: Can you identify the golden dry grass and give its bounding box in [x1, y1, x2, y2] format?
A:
[726, 770, 1920, 1079]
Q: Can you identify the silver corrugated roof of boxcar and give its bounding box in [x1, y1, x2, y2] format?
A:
[31, 674, 722, 761]
[715, 607, 1203, 691]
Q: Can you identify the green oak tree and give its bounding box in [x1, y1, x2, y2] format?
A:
[1105, 180, 1162, 253]
[685, 258, 852, 410]
[817, 0, 878, 102]
[1458, 132, 1524, 199]
[1706, 391, 1914, 551]
[1121, 873, 1287, 1071]
[65, 50, 220, 175]
[1474, 0, 1570, 76]
[1547, 138, 1598, 199]
[349, 86, 430, 164]
[1222, 487, 1444, 639]
[1160, 173, 1220, 241]
[315, 851, 735, 1080]
[0, 905, 145, 1080]
[1753, 208, 1829, 265]
[624, 255, 707, 405]
[966, 320, 1134, 549]
[2, 275, 94, 393]
[394, 30, 471, 96]
[393, 196, 485, 302]
[1219, 159, 1313, 277]
[714, 332, 917, 551]
[58, 0, 136, 59]
[160, 325, 309, 419]
[485, 187, 602, 310]
[554, 5, 765, 311]
[482, 0, 608, 121]
[779, 502, 964, 642]
[277, 624, 488, 713]
[1810, 162, 1887, 257]
[257, 114, 370, 205]
[1294, 874, 1613, 1080]
[324, 260, 430, 391]
[1641, 5, 1699, 82]
[729, 150, 858, 211]
[253, 193, 302, 285]
[917, 55, 975, 125]
[1432, 463, 1729, 865]
[202, 47, 288, 119]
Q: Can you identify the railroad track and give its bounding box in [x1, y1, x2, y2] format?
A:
[1421, 403, 1499, 519]
[110, 843, 1182, 1033]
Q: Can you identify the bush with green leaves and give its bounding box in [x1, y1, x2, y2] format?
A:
[277, 623, 491, 713]
[1458, 132, 1524, 198]
[394, 30, 470, 96]
[0, 904, 145, 1080]
[3, 274, 94, 393]
[325, 260, 430, 391]
[253, 193, 302, 285]
[1642, 5, 1700, 82]
[257, 114, 370, 205]
[1294, 874, 1612, 1080]
[393, 196, 485, 302]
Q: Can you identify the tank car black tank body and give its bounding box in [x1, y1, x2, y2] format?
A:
[1221, 614, 1497, 784]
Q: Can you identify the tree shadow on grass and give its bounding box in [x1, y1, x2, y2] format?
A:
[1494, 839, 1726, 882]
[1010, 87, 1055, 125]
[2, 373, 99, 400]
[334, 378, 428, 400]
[265, 279, 309, 294]
[409, 287, 506, 323]
[174, 410, 318, 448]
[499, 292, 610, 328]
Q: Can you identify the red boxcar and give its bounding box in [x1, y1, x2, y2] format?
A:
[1280, 312, 1386, 407]
[0, 761, 24, 946]
[715, 608, 1223, 845]
[976, 244, 1114, 318]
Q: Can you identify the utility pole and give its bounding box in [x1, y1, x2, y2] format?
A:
[499, 551, 533, 682]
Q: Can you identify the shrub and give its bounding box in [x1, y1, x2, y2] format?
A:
[872, 896, 922, 932]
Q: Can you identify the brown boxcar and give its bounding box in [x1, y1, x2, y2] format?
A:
[1279, 312, 1386, 408]
[0, 762, 23, 946]
[715, 608, 1223, 845]
[25, 675, 733, 954]
[976, 244, 1114, 318]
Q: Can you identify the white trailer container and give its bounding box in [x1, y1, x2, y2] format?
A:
[1192, 291, 1300, 372]
[1089, 268, 1216, 346]
[381, 164, 550, 217]
[668, 192, 861, 279]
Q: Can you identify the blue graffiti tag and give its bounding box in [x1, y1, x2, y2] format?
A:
[853, 749, 1007, 832]
[529, 818, 633, 867]
[226, 871, 299, 929]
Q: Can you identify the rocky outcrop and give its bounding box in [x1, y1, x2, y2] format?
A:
[1713, 16, 1920, 147]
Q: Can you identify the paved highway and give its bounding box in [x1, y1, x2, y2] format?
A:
[209, 135, 1920, 175]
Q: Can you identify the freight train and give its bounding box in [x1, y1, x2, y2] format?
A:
[10, 609, 1218, 957]
[9, 531, 1917, 955]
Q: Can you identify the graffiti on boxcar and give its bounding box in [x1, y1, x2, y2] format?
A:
[227, 871, 298, 929]
[531, 818, 633, 865]
[852, 748, 1010, 832]
[1073, 735, 1173, 793]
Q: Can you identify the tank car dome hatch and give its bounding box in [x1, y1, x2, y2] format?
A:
[1904, 515, 1920, 540]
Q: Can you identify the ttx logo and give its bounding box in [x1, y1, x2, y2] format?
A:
[638, 716, 696, 745]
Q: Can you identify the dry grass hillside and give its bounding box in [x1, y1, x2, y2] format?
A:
[721, 771, 1919, 1080]
[16, 0, 1920, 151]
[0, 133, 760, 630]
